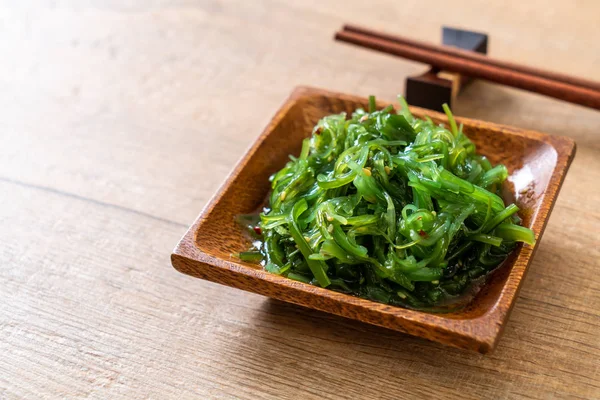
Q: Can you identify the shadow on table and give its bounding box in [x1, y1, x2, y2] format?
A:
[221, 297, 501, 396]
[212, 239, 583, 397]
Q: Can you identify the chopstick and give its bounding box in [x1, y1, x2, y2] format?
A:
[335, 25, 600, 110]
[342, 25, 600, 93]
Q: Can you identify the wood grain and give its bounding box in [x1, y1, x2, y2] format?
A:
[172, 86, 575, 353]
[1, 0, 599, 399]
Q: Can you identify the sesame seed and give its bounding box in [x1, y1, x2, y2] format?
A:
[397, 292, 407, 299]
[326, 214, 334, 222]
[327, 224, 334, 233]
[304, 236, 310, 242]
[279, 191, 287, 201]
[362, 167, 372, 176]
[431, 280, 439, 285]
[360, 115, 368, 122]
[384, 166, 391, 175]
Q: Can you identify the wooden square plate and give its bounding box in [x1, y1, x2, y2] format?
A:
[171, 86, 575, 353]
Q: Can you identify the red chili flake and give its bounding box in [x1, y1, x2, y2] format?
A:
[253, 226, 262, 236]
[315, 126, 323, 135]
[419, 230, 428, 237]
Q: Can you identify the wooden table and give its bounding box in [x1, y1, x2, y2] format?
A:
[2, 1, 599, 399]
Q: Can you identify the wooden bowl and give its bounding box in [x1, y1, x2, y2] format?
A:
[171, 86, 576, 353]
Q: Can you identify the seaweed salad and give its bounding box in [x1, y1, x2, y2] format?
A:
[236, 96, 535, 309]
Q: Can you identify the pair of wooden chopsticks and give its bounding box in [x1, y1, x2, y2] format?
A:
[335, 25, 600, 111]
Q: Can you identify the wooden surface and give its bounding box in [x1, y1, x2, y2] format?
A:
[172, 87, 576, 354]
[1, 1, 599, 398]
